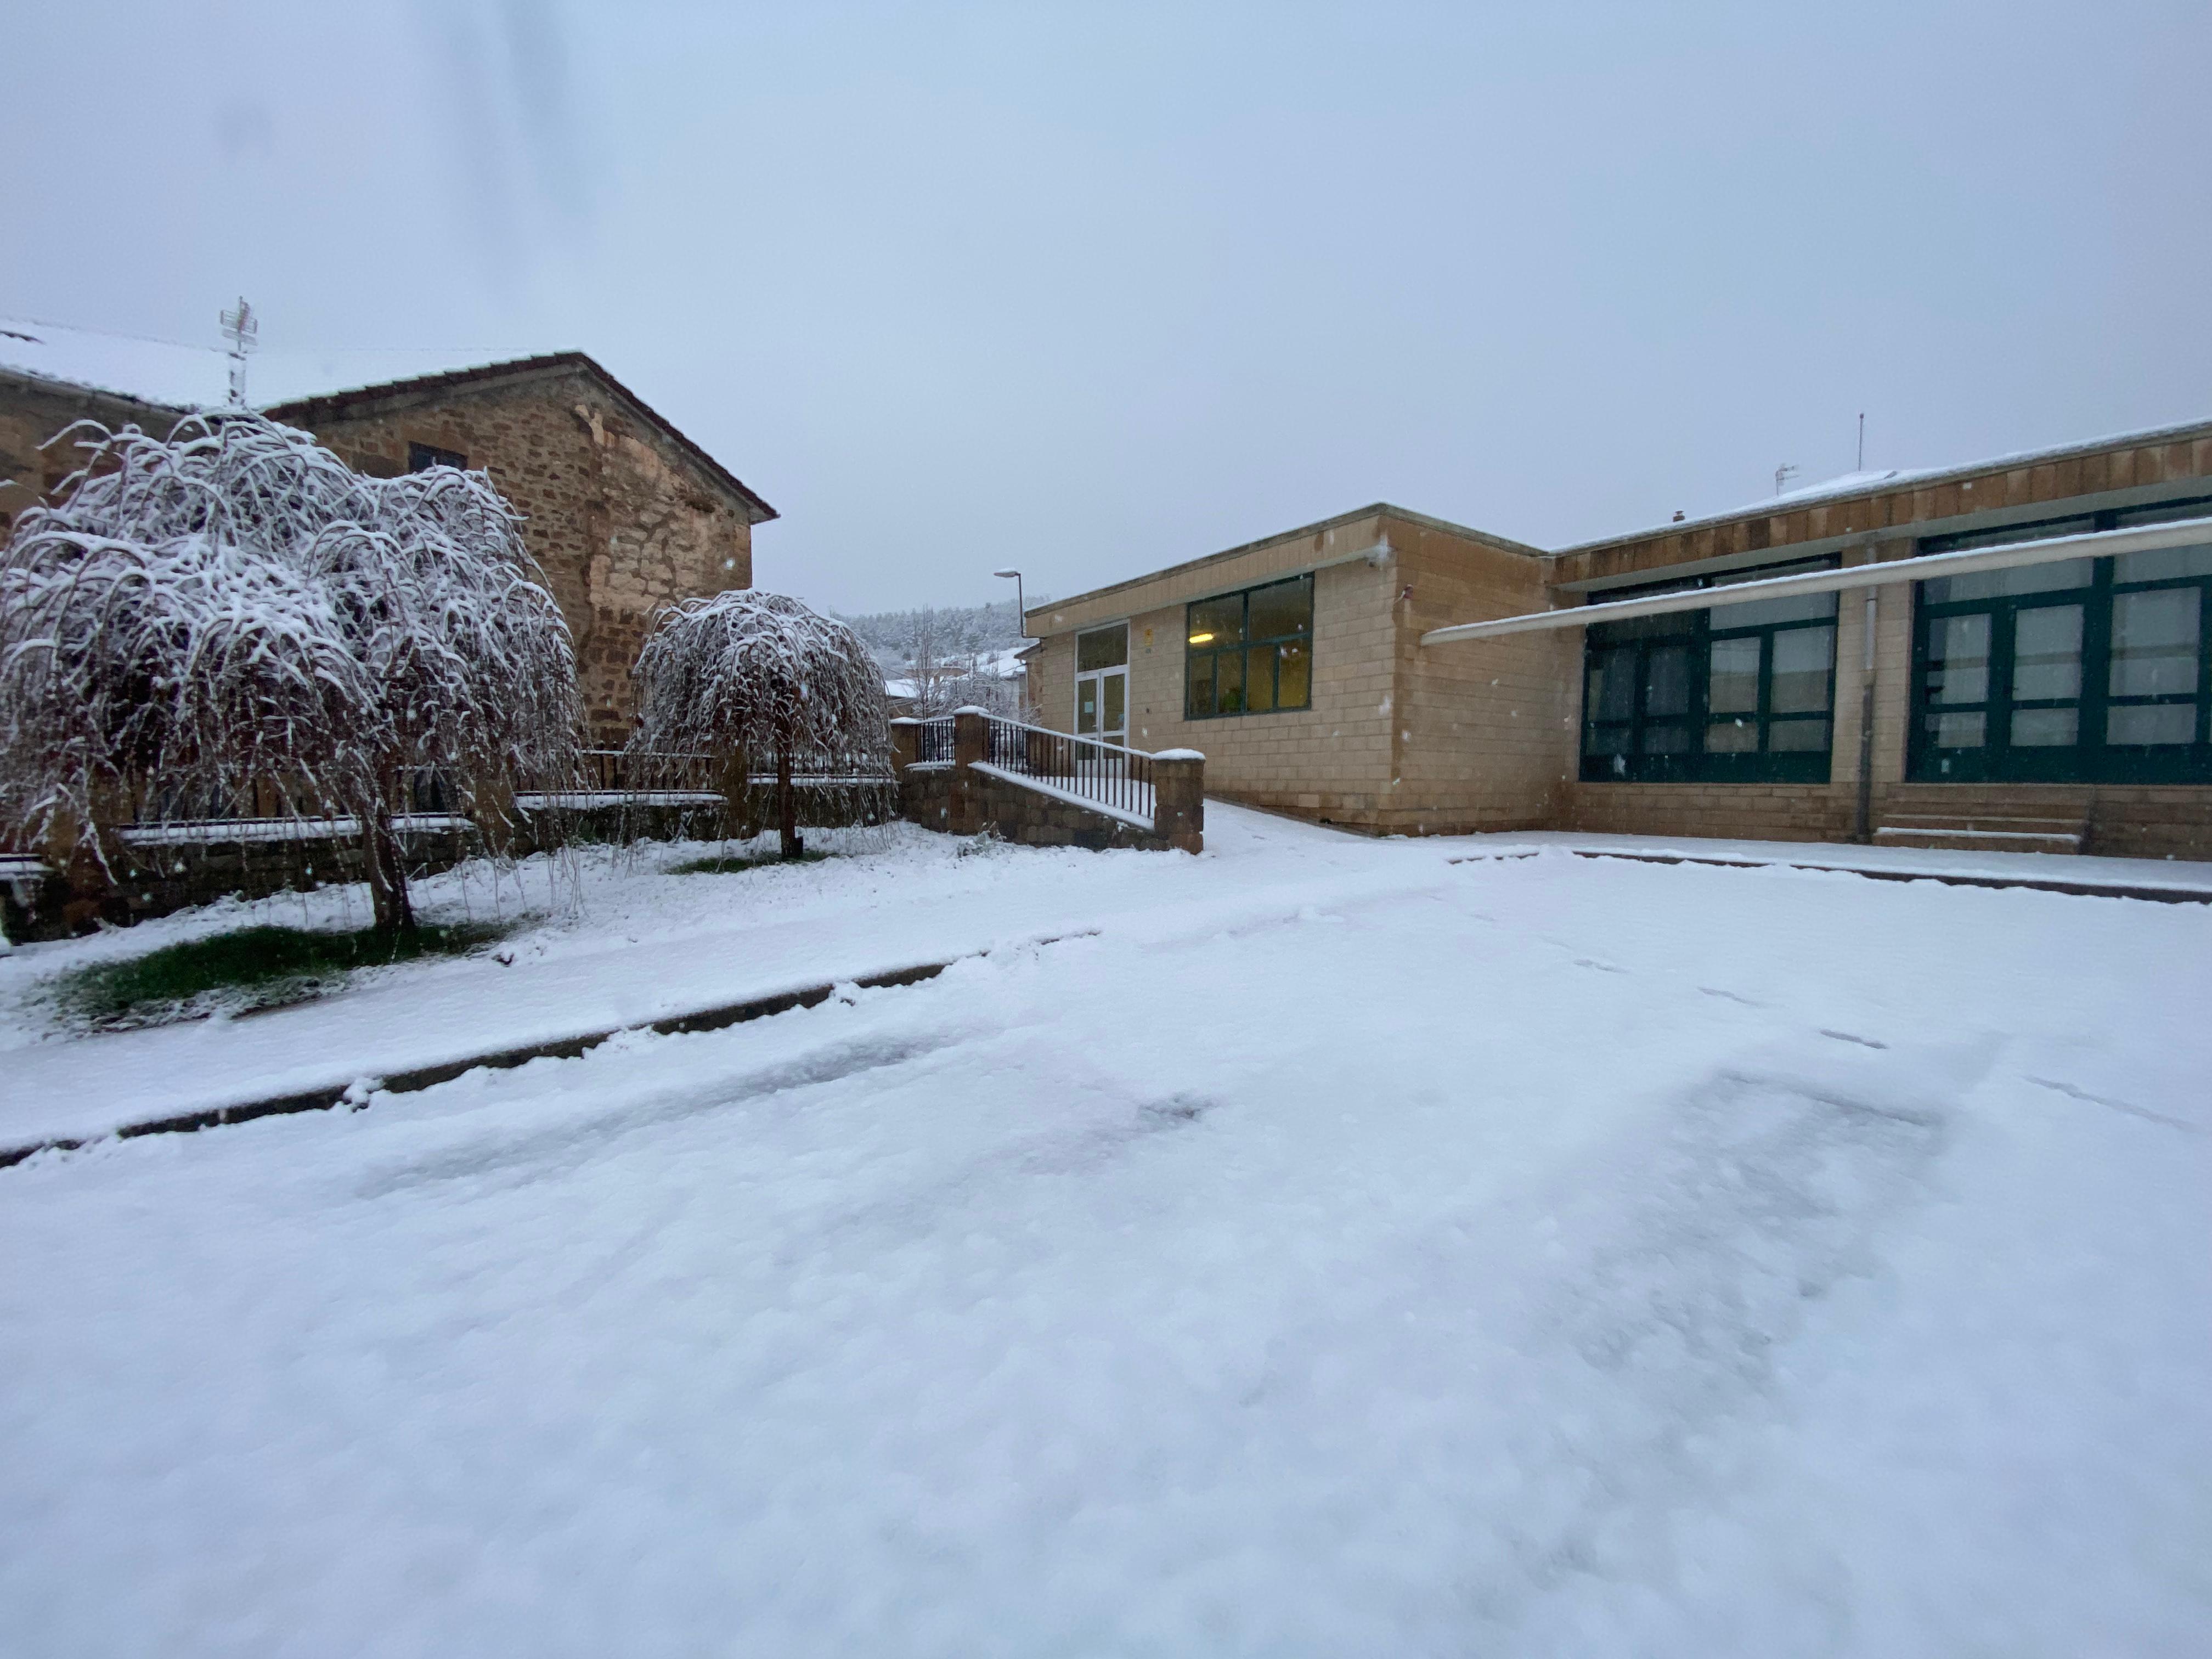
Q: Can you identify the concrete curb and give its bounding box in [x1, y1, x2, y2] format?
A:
[0, 960, 951, 1171]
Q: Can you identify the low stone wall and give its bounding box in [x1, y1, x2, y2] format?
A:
[898, 765, 1186, 851]
[893, 714, 1203, 854]
[1, 785, 898, 944]
[1560, 779, 2212, 860]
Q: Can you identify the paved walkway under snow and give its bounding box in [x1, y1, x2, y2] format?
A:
[3, 807, 2208, 1654]
[5, 810, 2210, 1151]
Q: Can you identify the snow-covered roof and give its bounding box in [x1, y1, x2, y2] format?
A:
[0, 317, 498, 413]
[1560, 413, 2212, 556]
[1, 318, 776, 523]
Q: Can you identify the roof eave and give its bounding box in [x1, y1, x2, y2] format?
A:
[265, 351, 777, 524]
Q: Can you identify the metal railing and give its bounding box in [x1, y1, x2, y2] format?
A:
[581, 749, 720, 797]
[911, 718, 957, 764]
[977, 715, 1156, 828]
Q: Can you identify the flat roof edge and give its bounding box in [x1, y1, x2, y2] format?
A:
[1555, 413, 2212, 557]
[1034, 501, 1543, 621]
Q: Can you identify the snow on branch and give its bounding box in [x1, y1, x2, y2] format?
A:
[0, 413, 580, 873]
[630, 589, 891, 768]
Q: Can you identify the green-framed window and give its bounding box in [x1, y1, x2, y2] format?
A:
[1186, 574, 1313, 719]
[1581, 557, 1838, 782]
[1910, 498, 2212, 783]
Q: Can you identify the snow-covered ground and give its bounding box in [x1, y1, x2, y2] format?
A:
[3, 805, 2208, 1655]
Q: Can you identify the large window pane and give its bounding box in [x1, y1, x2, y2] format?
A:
[1644, 645, 1691, 717]
[1924, 558, 2092, 604]
[1245, 646, 1277, 713]
[1076, 681, 1098, 733]
[1076, 625, 1127, 672]
[2010, 708, 2079, 747]
[1926, 614, 1991, 704]
[1185, 653, 1215, 718]
[2108, 704, 2195, 745]
[1705, 718, 1757, 752]
[1589, 650, 1637, 720]
[2011, 605, 2083, 702]
[1721, 591, 1838, 628]
[1769, 718, 1831, 752]
[1246, 576, 1312, 642]
[1188, 596, 1243, 648]
[1639, 722, 1690, 754]
[1186, 577, 1313, 718]
[1102, 673, 1125, 733]
[1770, 627, 1835, 713]
[2110, 589, 2200, 697]
[2115, 542, 2212, 585]
[1927, 710, 1987, 749]
[1707, 637, 1760, 714]
[1214, 647, 1244, 714]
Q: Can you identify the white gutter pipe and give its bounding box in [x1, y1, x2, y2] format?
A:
[1419, 517, 2212, 647]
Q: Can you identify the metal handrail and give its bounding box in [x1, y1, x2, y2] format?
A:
[978, 714, 1156, 827]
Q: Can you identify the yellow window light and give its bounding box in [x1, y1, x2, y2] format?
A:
[1188, 631, 1214, 645]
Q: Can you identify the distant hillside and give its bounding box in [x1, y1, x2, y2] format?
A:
[838, 599, 1029, 716]
[838, 600, 1024, 668]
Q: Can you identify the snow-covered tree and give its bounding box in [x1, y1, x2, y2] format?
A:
[0, 413, 580, 935]
[629, 590, 891, 859]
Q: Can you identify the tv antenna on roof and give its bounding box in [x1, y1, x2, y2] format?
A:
[219, 297, 258, 406]
[1774, 462, 1799, 496]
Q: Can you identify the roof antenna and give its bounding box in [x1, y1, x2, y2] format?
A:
[1857, 411, 1865, 472]
[1774, 462, 1799, 496]
[219, 297, 258, 407]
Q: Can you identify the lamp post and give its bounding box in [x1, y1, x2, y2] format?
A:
[993, 568, 1030, 719]
[992, 568, 1027, 639]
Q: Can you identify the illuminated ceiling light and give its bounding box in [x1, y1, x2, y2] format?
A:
[1188, 633, 1214, 645]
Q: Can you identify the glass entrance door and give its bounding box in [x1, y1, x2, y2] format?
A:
[1075, 624, 1130, 746]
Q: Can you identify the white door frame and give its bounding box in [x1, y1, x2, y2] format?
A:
[1074, 623, 1130, 745]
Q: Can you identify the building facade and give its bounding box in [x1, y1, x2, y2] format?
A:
[267, 356, 774, 742]
[1, 351, 775, 743]
[1025, 418, 2212, 860]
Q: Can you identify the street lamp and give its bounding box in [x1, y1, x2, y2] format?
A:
[993, 568, 1028, 640]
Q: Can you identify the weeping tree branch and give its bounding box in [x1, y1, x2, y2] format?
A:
[629, 590, 891, 859]
[0, 413, 581, 935]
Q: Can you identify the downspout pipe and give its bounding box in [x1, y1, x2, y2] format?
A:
[1854, 589, 1878, 843]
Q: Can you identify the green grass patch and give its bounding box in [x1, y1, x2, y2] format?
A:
[665, 849, 831, 875]
[52, 920, 512, 1029]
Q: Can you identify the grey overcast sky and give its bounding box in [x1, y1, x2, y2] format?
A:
[5, 2, 2208, 612]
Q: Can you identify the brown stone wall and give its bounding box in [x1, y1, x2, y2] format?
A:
[895, 763, 1188, 853]
[0, 373, 178, 535]
[1384, 512, 1573, 834]
[1557, 780, 2212, 860]
[273, 367, 757, 743]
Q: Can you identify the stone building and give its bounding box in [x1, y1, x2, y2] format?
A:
[266, 357, 775, 741]
[1, 338, 775, 742]
[1026, 416, 2212, 861]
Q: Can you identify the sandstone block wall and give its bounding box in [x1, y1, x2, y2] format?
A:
[273, 365, 759, 743]
[896, 765, 1186, 853]
[1378, 511, 1573, 834]
[0, 374, 174, 535]
[1027, 511, 1404, 830]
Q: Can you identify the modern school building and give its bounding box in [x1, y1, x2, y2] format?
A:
[1023, 416, 2212, 860]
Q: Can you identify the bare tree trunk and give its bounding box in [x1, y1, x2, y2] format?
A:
[362, 798, 415, 938]
[776, 740, 802, 860]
